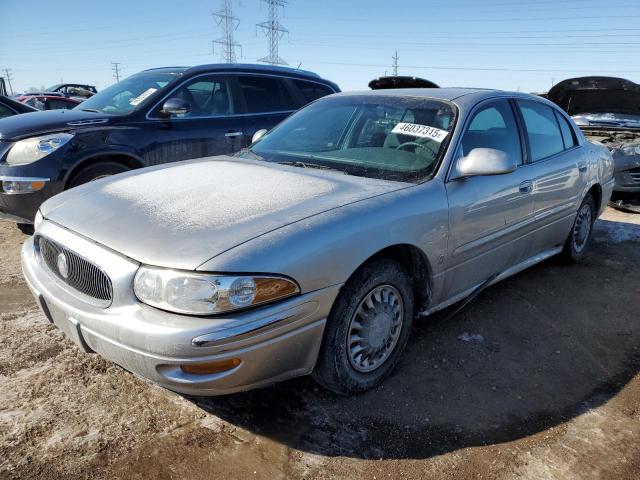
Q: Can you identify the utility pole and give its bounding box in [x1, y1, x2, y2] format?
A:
[392, 51, 399, 76]
[2, 68, 14, 95]
[111, 62, 121, 83]
[256, 0, 289, 66]
[213, 0, 241, 63]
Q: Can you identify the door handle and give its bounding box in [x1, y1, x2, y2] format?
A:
[578, 163, 588, 173]
[519, 180, 533, 194]
[225, 131, 244, 138]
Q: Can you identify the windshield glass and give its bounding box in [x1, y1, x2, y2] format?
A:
[573, 112, 640, 128]
[248, 95, 456, 182]
[75, 71, 182, 115]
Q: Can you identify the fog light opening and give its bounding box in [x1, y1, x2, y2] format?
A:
[180, 358, 241, 375]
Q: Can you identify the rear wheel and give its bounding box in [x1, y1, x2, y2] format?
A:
[561, 194, 596, 263]
[312, 259, 414, 395]
[68, 161, 130, 188]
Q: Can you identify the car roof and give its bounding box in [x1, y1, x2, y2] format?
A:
[142, 63, 326, 81]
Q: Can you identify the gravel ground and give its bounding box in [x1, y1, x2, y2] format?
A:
[1, 208, 638, 480]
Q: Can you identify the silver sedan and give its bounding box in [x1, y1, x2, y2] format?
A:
[22, 88, 615, 395]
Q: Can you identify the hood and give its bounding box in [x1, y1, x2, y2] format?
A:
[42, 157, 408, 270]
[547, 76, 640, 117]
[0, 108, 111, 140]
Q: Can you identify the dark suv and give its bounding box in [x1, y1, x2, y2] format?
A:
[0, 64, 339, 229]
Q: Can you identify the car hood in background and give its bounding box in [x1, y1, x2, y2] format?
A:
[547, 76, 640, 117]
[0, 108, 110, 140]
[41, 157, 409, 270]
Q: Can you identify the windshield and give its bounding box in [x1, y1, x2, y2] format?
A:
[572, 112, 640, 129]
[248, 95, 456, 182]
[74, 71, 182, 115]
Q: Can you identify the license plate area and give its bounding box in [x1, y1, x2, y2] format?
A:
[40, 295, 93, 353]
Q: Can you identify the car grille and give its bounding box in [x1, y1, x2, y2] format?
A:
[35, 235, 113, 305]
[630, 168, 640, 184]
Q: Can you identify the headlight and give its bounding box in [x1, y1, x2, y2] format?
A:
[6, 133, 74, 165]
[33, 210, 43, 230]
[621, 145, 640, 156]
[133, 266, 300, 315]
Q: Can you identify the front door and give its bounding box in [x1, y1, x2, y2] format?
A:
[444, 99, 535, 298]
[144, 74, 245, 166]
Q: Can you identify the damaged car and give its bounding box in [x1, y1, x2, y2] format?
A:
[547, 76, 640, 213]
[22, 89, 614, 396]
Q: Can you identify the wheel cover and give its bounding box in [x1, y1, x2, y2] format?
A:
[347, 285, 404, 373]
[572, 203, 592, 253]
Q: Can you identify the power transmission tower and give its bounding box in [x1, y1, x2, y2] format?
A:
[256, 0, 289, 65]
[111, 62, 121, 82]
[213, 0, 241, 63]
[392, 51, 399, 76]
[2, 68, 14, 94]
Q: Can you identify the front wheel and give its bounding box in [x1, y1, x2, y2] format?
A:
[560, 194, 596, 263]
[68, 161, 130, 188]
[312, 259, 414, 395]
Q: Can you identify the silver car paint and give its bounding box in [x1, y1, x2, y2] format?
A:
[24, 88, 615, 395]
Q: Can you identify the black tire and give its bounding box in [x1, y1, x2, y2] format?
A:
[312, 259, 414, 395]
[560, 194, 596, 263]
[68, 161, 130, 188]
[16, 223, 34, 235]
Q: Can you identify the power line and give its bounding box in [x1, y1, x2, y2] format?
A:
[111, 62, 121, 82]
[2, 69, 14, 95]
[392, 51, 399, 76]
[213, 0, 241, 63]
[256, 0, 289, 65]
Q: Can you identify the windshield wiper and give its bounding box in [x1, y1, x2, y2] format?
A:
[81, 108, 101, 113]
[278, 160, 343, 172]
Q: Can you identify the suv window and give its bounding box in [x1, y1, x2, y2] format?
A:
[166, 76, 233, 117]
[517, 100, 565, 161]
[460, 100, 522, 165]
[292, 79, 334, 103]
[237, 75, 297, 113]
[0, 103, 13, 118]
[555, 111, 577, 149]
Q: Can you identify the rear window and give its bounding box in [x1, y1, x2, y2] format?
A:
[292, 79, 334, 103]
[0, 103, 13, 118]
[237, 75, 298, 113]
[555, 111, 578, 149]
[517, 100, 565, 162]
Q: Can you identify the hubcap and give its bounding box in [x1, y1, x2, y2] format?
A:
[347, 285, 404, 373]
[572, 204, 592, 253]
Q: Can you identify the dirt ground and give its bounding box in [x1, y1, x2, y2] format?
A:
[1, 208, 639, 480]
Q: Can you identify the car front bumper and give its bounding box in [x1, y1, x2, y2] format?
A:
[21, 220, 339, 395]
[613, 170, 640, 193]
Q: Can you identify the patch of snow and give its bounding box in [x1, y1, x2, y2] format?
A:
[458, 332, 484, 343]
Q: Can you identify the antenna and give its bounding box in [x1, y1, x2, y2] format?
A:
[2, 68, 14, 95]
[392, 50, 399, 76]
[111, 62, 121, 82]
[256, 0, 289, 65]
[213, 0, 241, 63]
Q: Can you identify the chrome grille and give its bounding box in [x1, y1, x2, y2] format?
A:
[35, 235, 113, 305]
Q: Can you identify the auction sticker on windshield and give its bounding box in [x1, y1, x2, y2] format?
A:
[391, 123, 449, 142]
[129, 88, 157, 106]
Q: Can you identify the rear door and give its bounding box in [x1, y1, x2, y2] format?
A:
[233, 74, 302, 148]
[444, 99, 535, 297]
[144, 74, 246, 165]
[514, 100, 587, 253]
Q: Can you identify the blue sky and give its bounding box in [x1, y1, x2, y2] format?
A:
[1, 0, 640, 94]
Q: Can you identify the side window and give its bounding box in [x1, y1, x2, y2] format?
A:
[48, 99, 75, 110]
[0, 103, 13, 118]
[517, 100, 565, 161]
[554, 111, 578, 149]
[163, 76, 233, 117]
[237, 75, 298, 114]
[292, 79, 334, 104]
[460, 100, 522, 165]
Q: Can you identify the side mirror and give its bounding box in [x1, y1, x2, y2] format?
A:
[251, 129, 268, 144]
[161, 98, 191, 117]
[455, 148, 516, 177]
